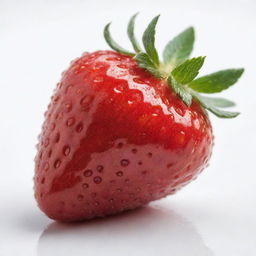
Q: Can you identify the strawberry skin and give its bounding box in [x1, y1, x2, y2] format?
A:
[34, 51, 213, 221]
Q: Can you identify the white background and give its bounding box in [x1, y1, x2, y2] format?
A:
[1, 0, 256, 255]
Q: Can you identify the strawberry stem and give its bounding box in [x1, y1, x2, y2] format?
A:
[103, 14, 244, 118]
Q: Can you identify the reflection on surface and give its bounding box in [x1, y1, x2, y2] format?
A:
[38, 205, 213, 256]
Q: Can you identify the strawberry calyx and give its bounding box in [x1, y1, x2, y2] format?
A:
[104, 13, 244, 118]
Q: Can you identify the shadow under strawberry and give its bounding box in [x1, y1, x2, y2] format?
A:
[37, 204, 214, 256]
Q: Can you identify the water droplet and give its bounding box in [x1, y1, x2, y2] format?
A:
[92, 62, 104, 70]
[193, 119, 200, 130]
[76, 123, 83, 133]
[65, 84, 73, 94]
[82, 183, 89, 189]
[106, 57, 121, 61]
[115, 84, 124, 92]
[113, 87, 122, 94]
[43, 162, 49, 171]
[175, 131, 186, 145]
[76, 88, 82, 95]
[66, 117, 75, 126]
[131, 92, 143, 102]
[64, 102, 72, 113]
[186, 165, 191, 171]
[77, 194, 84, 201]
[125, 178, 130, 183]
[53, 95, 60, 104]
[93, 176, 102, 184]
[54, 159, 61, 169]
[120, 159, 130, 167]
[63, 145, 70, 156]
[44, 138, 49, 147]
[117, 64, 127, 69]
[133, 77, 145, 84]
[84, 169, 93, 177]
[93, 76, 103, 83]
[116, 171, 123, 177]
[80, 95, 94, 111]
[175, 107, 185, 116]
[96, 165, 104, 173]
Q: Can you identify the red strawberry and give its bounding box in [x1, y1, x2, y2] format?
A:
[34, 14, 243, 221]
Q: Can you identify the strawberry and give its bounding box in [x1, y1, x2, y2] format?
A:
[34, 14, 244, 221]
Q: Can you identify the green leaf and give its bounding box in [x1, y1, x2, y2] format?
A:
[135, 52, 163, 78]
[168, 76, 192, 106]
[205, 106, 240, 118]
[163, 27, 195, 67]
[127, 13, 142, 53]
[171, 56, 205, 84]
[104, 23, 135, 56]
[193, 93, 239, 118]
[188, 69, 244, 93]
[198, 96, 236, 108]
[142, 15, 160, 66]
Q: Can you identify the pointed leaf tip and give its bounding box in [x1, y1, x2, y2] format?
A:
[127, 13, 142, 53]
[192, 92, 240, 118]
[163, 26, 195, 68]
[142, 15, 160, 66]
[171, 56, 205, 85]
[188, 68, 244, 93]
[198, 96, 236, 108]
[104, 22, 135, 56]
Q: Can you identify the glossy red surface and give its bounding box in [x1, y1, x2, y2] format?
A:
[34, 51, 213, 221]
